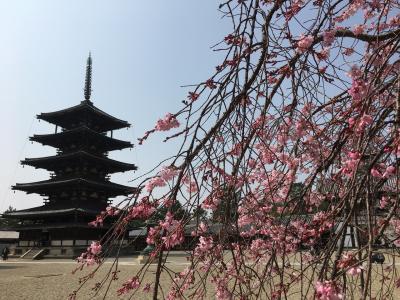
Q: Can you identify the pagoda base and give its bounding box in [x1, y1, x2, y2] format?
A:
[11, 245, 88, 259]
[11, 244, 137, 259]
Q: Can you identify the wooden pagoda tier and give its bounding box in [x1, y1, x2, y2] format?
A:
[37, 99, 130, 132]
[12, 178, 133, 197]
[4, 55, 137, 256]
[21, 151, 137, 174]
[30, 126, 133, 152]
[5, 206, 101, 218]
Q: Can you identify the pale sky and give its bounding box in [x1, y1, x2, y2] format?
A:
[0, 1, 230, 211]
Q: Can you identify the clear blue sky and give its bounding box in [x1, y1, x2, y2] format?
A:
[0, 1, 230, 211]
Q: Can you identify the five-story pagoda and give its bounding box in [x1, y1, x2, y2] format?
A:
[4, 55, 137, 257]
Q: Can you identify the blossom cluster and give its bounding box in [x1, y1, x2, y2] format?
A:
[125, 197, 156, 221]
[155, 113, 180, 131]
[296, 34, 314, 53]
[73, 0, 400, 298]
[146, 211, 184, 250]
[337, 252, 363, 276]
[117, 277, 140, 296]
[88, 206, 120, 227]
[77, 241, 102, 266]
[315, 281, 343, 300]
[145, 166, 179, 192]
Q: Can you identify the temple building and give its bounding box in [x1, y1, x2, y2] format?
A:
[3, 55, 137, 258]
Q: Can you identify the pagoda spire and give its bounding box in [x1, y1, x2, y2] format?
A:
[84, 52, 92, 101]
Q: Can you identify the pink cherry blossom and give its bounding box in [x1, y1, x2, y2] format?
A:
[188, 91, 200, 102]
[159, 166, 179, 181]
[347, 151, 361, 160]
[145, 166, 179, 192]
[348, 117, 356, 127]
[152, 212, 185, 249]
[347, 65, 363, 79]
[347, 266, 363, 276]
[322, 30, 336, 46]
[353, 24, 365, 35]
[106, 206, 120, 216]
[76, 241, 102, 267]
[155, 113, 180, 131]
[142, 283, 151, 293]
[284, 0, 304, 20]
[126, 198, 156, 220]
[117, 277, 140, 295]
[146, 226, 160, 245]
[145, 176, 166, 192]
[191, 222, 208, 236]
[206, 79, 217, 89]
[356, 114, 373, 133]
[73, 2, 400, 298]
[383, 165, 396, 178]
[315, 281, 343, 300]
[316, 48, 330, 61]
[88, 215, 104, 227]
[340, 152, 361, 177]
[296, 34, 314, 53]
[348, 79, 368, 103]
[89, 241, 102, 255]
[195, 236, 214, 257]
[380, 196, 391, 209]
[370, 168, 382, 178]
[201, 190, 222, 211]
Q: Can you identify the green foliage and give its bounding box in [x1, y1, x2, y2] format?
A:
[191, 206, 208, 221]
[212, 186, 240, 223]
[289, 182, 305, 200]
[0, 206, 18, 229]
[153, 200, 188, 223]
[3, 206, 16, 214]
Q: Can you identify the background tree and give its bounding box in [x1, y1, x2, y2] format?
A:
[211, 186, 240, 224]
[152, 200, 188, 223]
[191, 206, 207, 221]
[0, 206, 18, 228]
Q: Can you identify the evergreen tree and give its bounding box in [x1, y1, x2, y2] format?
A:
[0, 206, 18, 228]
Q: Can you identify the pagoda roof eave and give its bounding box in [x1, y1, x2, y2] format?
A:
[12, 178, 136, 196]
[3, 207, 101, 218]
[37, 101, 130, 131]
[22, 150, 137, 173]
[7, 223, 112, 230]
[30, 126, 133, 151]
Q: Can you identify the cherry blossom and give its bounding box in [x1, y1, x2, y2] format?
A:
[155, 113, 180, 131]
[88, 214, 104, 227]
[145, 176, 166, 192]
[353, 24, 365, 35]
[146, 212, 184, 250]
[347, 266, 364, 276]
[76, 241, 102, 267]
[117, 277, 140, 295]
[188, 92, 199, 102]
[125, 198, 156, 220]
[89, 241, 102, 255]
[383, 165, 396, 178]
[296, 35, 314, 53]
[322, 29, 336, 46]
[315, 281, 343, 300]
[75, 1, 400, 299]
[348, 79, 368, 103]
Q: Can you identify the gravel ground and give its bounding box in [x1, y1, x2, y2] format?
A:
[1, 255, 400, 299]
[0, 257, 190, 300]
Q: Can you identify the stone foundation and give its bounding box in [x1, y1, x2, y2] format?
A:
[11, 246, 87, 259]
